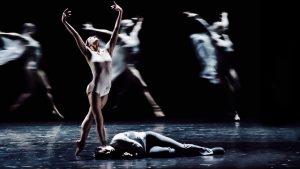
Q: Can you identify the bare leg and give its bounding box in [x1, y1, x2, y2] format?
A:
[149, 146, 176, 157]
[224, 68, 241, 120]
[127, 65, 165, 117]
[145, 131, 212, 156]
[88, 92, 107, 146]
[143, 90, 165, 117]
[44, 92, 63, 119]
[37, 70, 64, 119]
[75, 94, 108, 156]
[9, 93, 32, 111]
[75, 107, 93, 156]
[9, 69, 35, 112]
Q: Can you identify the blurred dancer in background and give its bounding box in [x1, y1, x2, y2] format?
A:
[183, 11, 240, 120]
[0, 23, 63, 119]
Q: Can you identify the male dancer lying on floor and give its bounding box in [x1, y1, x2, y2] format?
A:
[94, 131, 225, 159]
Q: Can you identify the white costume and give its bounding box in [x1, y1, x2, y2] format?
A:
[87, 48, 112, 97]
[0, 37, 26, 66]
[190, 33, 220, 84]
[23, 35, 41, 70]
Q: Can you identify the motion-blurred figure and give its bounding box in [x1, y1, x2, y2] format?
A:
[183, 11, 240, 120]
[0, 23, 63, 119]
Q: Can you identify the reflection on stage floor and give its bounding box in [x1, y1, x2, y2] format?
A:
[0, 121, 300, 168]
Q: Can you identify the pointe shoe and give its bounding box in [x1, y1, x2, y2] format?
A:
[211, 147, 225, 155]
[75, 140, 85, 156]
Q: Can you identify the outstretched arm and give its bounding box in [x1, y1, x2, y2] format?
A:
[83, 23, 127, 40]
[106, 1, 123, 56]
[183, 11, 212, 35]
[129, 17, 143, 38]
[210, 12, 229, 31]
[183, 12, 210, 28]
[195, 17, 211, 31]
[83, 23, 113, 35]
[117, 17, 144, 48]
[0, 32, 29, 43]
[61, 8, 90, 60]
[219, 12, 229, 28]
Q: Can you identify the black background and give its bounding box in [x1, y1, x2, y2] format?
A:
[0, 0, 297, 124]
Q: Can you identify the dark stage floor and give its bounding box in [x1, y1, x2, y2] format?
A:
[0, 121, 300, 169]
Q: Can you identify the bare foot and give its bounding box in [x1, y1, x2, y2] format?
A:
[52, 106, 64, 119]
[153, 106, 165, 117]
[234, 111, 240, 121]
[75, 140, 85, 156]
